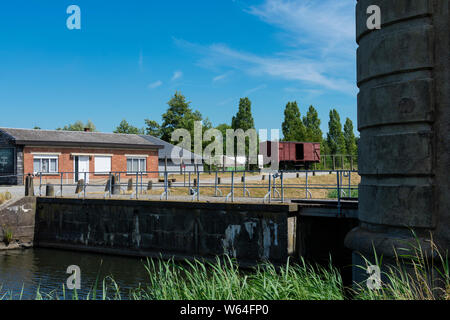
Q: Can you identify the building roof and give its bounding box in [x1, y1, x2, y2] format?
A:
[0, 127, 163, 150]
[139, 135, 202, 161]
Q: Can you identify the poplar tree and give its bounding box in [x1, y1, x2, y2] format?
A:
[231, 97, 255, 131]
[281, 101, 306, 141]
[326, 109, 345, 155]
[302, 105, 323, 142]
[343, 118, 357, 156]
[231, 97, 257, 169]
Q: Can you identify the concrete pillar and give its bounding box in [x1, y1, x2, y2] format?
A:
[345, 0, 450, 281]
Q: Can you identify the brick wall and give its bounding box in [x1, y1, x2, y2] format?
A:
[23, 146, 159, 182]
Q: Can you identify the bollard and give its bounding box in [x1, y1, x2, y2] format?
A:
[168, 180, 172, 188]
[45, 185, 55, 197]
[25, 175, 34, 196]
[193, 178, 197, 187]
[262, 175, 265, 181]
[147, 181, 153, 190]
[127, 178, 133, 192]
[75, 179, 84, 194]
[296, 173, 300, 178]
[217, 177, 221, 185]
[112, 174, 120, 195]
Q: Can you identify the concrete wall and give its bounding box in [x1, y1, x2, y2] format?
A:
[0, 197, 36, 249]
[34, 198, 297, 265]
[346, 1, 450, 273]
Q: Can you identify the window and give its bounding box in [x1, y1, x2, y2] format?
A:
[33, 155, 58, 174]
[127, 157, 146, 173]
[94, 156, 111, 174]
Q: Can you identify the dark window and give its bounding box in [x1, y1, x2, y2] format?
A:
[295, 144, 304, 160]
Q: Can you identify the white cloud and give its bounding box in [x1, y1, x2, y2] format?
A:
[175, 39, 356, 95]
[246, 0, 356, 58]
[171, 71, 183, 81]
[173, 0, 357, 95]
[213, 71, 233, 82]
[148, 80, 162, 89]
[244, 84, 267, 95]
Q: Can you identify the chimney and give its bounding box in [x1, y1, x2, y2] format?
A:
[84, 127, 91, 132]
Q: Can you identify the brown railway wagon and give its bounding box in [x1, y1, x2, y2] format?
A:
[260, 141, 321, 169]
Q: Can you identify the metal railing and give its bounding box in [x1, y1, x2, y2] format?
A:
[0, 169, 359, 204]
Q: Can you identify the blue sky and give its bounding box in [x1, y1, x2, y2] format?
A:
[0, 0, 357, 136]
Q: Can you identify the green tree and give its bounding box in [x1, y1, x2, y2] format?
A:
[114, 119, 144, 135]
[144, 119, 161, 137]
[57, 120, 97, 132]
[231, 97, 255, 131]
[302, 105, 323, 142]
[343, 118, 357, 156]
[160, 92, 201, 142]
[326, 109, 345, 155]
[231, 98, 258, 169]
[282, 101, 306, 141]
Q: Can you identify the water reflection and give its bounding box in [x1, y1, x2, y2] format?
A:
[0, 248, 151, 299]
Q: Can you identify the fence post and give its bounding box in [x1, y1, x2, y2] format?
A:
[109, 172, 112, 198]
[231, 171, 234, 202]
[268, 174, 272, 203]
[196, 170, 200, 201]
[83, 172, 86, 198]
[337, 171, 341, 216]
[135, 172, 138, 199]
[242, 171, 245, 197]
[305, 170, 308, 199]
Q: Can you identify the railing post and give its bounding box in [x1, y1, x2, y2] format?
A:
[165, 171, 169, 200]
[242, 171, 245, 197]
[305, 170, 308, 199]
[337, 170, 341, 216]
[214, 170, 218, 196]
[109, 172, 112, 198]
[196, 170, 200, 201]
[231, 171, 234, 202]
[135, 171, 138, 199]
[268, 174, 272, 203]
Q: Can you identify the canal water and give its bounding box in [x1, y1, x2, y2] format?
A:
[0, 248, 152, 300]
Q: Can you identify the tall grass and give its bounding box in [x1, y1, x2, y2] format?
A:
[129, 256, 345, 300]
[353, 232, 449, 300]
[0, 233, 448, 300]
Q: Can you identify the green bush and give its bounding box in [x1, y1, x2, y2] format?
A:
[327, 188, 358, 199]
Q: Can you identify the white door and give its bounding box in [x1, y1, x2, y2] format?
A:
[75, 156, 90, 183]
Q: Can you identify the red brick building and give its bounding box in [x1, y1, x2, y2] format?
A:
[0, 128, 162, 185]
